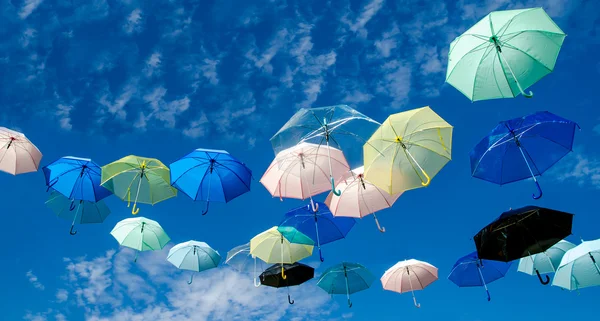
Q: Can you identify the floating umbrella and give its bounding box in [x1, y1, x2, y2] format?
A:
[225, 243, 264, 287]
[260, 262, 315, 304]
[170, 148, 252, 215]
[101, 155, 177, 215]
[250, 226, 314, 279]
[446, 7, 566, 101]
[110, 217, 170, 262]
[470, 111, 578, 199]
[325, 166, 401, 233]
[448, 251, 511, 301]
[260, 142, 350, 209]
[363, 106, 452, 195]
[317, 262, 374, 308]
[518, 239, 575, 279]
[167, 241, 221, 284]
[0, 127, 42, 175]
[271, 105, 380, 195]
[381, 259, 438, 308]
[553, 238, 600, 291]
[45, 191, 111, 235]
[279, 201, 356, 262]
[474, 206, 573, 285]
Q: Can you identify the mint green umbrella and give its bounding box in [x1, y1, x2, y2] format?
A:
[446, 7, 566, 101]
[110, 217, 170, 262]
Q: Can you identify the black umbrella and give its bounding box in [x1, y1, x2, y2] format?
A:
[474, 206, 573, 285]
[260, 262, 315, 304]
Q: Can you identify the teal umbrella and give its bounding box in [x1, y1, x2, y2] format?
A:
[45, 191, 111, 234]
[552, 238, 600, 291]
[167, 241, 221, 284]
[446, 7, 566, 101]
[110, 217, 170, 262]
[317, 262, 375, 308]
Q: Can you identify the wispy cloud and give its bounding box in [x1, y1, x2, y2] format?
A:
[56, 289, 69, 303]
[549, 151, 600, 189]
[341, 0, 386, 38]
[26, 270, 45, 291]
[19, 0, 44, 20]
[123, 8, 144, 35]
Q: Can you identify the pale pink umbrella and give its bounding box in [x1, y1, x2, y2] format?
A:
[325, 166, 401, 233]
[380, 259, 438, 308]
[0, 127, 42, 175]
[260, 142, 349, 211]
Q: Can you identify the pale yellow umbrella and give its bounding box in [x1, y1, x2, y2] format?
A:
[363, 107, 452, 195]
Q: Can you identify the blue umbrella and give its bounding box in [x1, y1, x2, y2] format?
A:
[470, 111, 579, 199]
[280, 202, 356, 262]
[448, 251, 512, 301]
[45, 191, 111, 234]
[170, 148, 252, 215]
[317, 262, 375, 308]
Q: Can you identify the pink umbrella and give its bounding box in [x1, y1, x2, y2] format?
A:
[260, 142, 349, 210]
[380, 259, 438, 308]
[325, 166, 401, 233]
[0, 127, 42, 175]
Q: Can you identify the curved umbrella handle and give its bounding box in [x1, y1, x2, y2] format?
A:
[201, 202, 210, 215]
[311, 201, 319, 212]
[413, 296, 421, 308]
[281, 266, 287, 280]
[69, 200, 76, 211]
[532, 181, 543, 200]
[486, 289, 491, 301]
[347, 298, 352, 308]
[319, 248, 324, 262]
[373, 215, 386, 233]
[187, 273, 194, 285]
[331, 177, 341, 196]
[288, 294, 295, 305]
[131, 203, 140, 215]
[420, 170, 431, 187]
[536, 270, 550, 285]
[69, 224, 77, 235]
[254, 277, 261, 288]
[523, 90, 533, 98]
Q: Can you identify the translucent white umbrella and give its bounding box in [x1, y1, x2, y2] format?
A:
[552, 238, 600, 291]
[0, 127, 42, 175]
[225, 242, 264, 287]
[381, 259, 438, 308]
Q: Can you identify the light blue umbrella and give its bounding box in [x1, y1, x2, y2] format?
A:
[317, 262, 375, 308]
[552, 238, 600, 291]
[45, 191, 111, 235]
[518, 240, 575, 279]
[167, 241, 221, 284]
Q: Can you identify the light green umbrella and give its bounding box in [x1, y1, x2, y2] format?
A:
[110, 217, 170, 262]
[446, 7, 566, 101]
[552, 238, 600, 291]
[167, 241, 221, 285]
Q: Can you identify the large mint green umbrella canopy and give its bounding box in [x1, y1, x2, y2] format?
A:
[167, 241, 221, 285]
[446, 7, 566, 101]
[110, 217, 170, 262]
[552, 238, 600, 291]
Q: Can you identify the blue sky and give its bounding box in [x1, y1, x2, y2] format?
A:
[1, 0, 600, 320]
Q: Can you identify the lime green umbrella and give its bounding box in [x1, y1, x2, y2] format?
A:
[446, 7, 565, 101]
[101, 155, 177, 215]
[110, 217, 170, 262]
[250, 226, 314, 280]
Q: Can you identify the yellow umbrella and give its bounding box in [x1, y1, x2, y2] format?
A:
[363, 107, 452, 195]
[250, 226, 314, 279]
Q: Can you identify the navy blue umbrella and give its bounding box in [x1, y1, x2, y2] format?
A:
[448, 251, 512, 301]
[470, 111, 579, 199]
[280, 202, 356, 262]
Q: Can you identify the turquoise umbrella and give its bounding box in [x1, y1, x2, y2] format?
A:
[552, 238, 600, 291]
[110, 217, 170, 262]
[317, 262, 375, 308]
[45, 191, 111, 234]
[167, 241, 221, 284]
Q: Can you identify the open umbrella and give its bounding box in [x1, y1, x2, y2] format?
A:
[381, 259, 438, 308]
[474, 206, 573, 285]
[279, 201, 356, 262]
[448, 251, 511, 301]
[363, 106, 452, 195]
[101, 155, 177, 215]
[110, 217, 170, 262]
[0, 127, 42, 175]
[170, 148, 252, 215]
[470, 111, 579, 199]
[225, 243, 264, 287]
[46, 191, 111, 234]
[317, 262, 375, 308]
[260, 262, 315, 304]
[325, 166, 401, 233]
[167, 241, 221, 284]
[552, 238, 600, 291]
[446, 7, 566, 101]
[518, 239, 575, 279]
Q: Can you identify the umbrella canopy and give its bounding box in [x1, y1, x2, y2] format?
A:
[470, 111, 578, 199]
[271, 105, 380, 195]
[260, 262, 315, 304]
[448, 251, 512, 301]
[101, 155, 177, 215]
[364, 106, 453, 195]
[225, 243, 264, 287]
[446, 7, 566, 101]
[317, 262, 375, 308]
[553, 238, 600, 291]
[167, 241, 221, 284]
[43, 156, 112, 202]
[0, 127, 42, 175]
[170, 148, 252, 215]
[518, 239, 575, 276]
[325, 166, 401, 233]
[250, 226, 314, 279]
[46, 191, 111, 235]
[260, 142, 349, 203]
[110, 217, 170, 262]
[474, 206, 573, 284]
[381, 259, 438, 308]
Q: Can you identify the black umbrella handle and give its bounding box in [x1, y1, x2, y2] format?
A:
[486, 289, 491, 301]
[288, 294, 294, 305]
[536, 270, 550, 285]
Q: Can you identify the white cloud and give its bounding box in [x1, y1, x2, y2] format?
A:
[123, 9, 144, 34]
[376, 60, 412, 109]
[55, 104, 73, 131]
[26, 270, 45, 291]
[56, 289, 69, 303]
[200, 58, 220, 85]
[550, 152, 600, 189]
[19, 0, 44, 19]
[342, 0, 386, 38]
[97, 78, 139, 122]
[183, 112, 210, 138]
[141, 86, 190, 129]
[144, 51, 163, 78]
